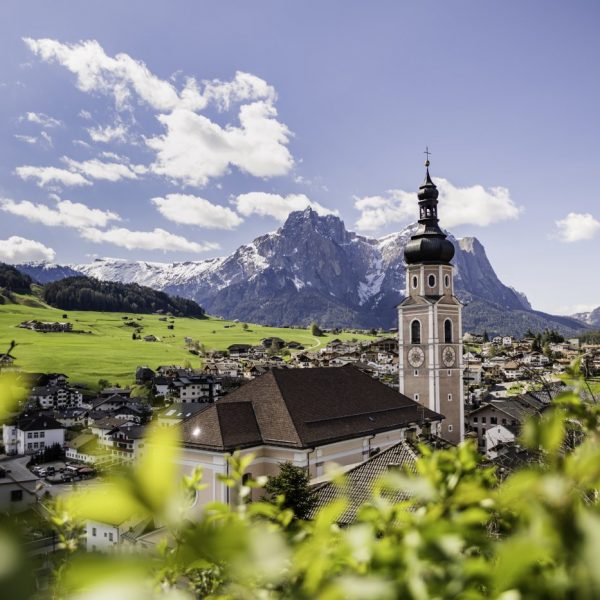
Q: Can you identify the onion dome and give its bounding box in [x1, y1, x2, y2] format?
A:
[404, 153, 455, 265]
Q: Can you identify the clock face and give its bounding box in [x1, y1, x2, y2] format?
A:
[407, 346, 425, 368]
[442, 346, 456, 367]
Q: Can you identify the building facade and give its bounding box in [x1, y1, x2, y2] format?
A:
[398, 159, 464, 443]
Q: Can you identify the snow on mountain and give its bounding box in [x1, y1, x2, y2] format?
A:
[14, 208, 587, 336]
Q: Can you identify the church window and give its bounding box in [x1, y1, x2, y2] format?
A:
[448, 393, 453, 401]
[444, 319, 453, 343]
[410, 320, 421, 344]
[428, 274, 436, 288]
[412, 275, 418, 289]
[444, 274, 450, 287]
[448, 424, 453, 432]
[414, 370, 419, 376]
[447, 370, 452, 376]
[414, 393, 419, 401]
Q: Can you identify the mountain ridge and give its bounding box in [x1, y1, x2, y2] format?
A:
[15, 208, 587, 337]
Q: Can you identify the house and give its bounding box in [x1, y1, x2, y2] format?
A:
[143, 335, 158, 342]
[53, 407, 88, 428]
[90, 417, 135, 448]
[227, 344, 252, 358]
[178, 365, 442, 511]
[0, 462, 38, 513]
[65, 433, 110, 465]
[19, 320, 73, 333]
[467, 397, 543, 454]
[110, 425, 147, 461]
[135, 366, 155, 384]
[86, 515, 145, 552]
[2, 415, 64, 455]
[165, 375, 220, 403]
[28, 385, 83, 409]
[99, 387, 132, 399]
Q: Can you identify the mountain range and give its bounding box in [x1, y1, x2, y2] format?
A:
[15, 208, 587, 337]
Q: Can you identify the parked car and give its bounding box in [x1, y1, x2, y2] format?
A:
[46, 466, 56, 476]
[37, 469, 47, 477]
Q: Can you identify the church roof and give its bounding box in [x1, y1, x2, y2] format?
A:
[181, 366, 443, 451]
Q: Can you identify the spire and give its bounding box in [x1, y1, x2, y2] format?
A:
[403, 149, 455, 265]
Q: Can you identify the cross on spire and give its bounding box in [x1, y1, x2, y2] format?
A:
[424, 146, 431, 167]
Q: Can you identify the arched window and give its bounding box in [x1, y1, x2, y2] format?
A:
[412, 275, 418, 289]
[444, 274, 450, 288]
[444, 319, 452, 343]
[428, 274, 436, 288]
[411, 320, 421, 344]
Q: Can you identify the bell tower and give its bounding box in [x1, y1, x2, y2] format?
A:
[398, 152, 464, 443]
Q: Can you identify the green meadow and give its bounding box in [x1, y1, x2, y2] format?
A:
[0, 300, 370, 388]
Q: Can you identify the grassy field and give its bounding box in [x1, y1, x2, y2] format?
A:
[0, 300, 371, 389]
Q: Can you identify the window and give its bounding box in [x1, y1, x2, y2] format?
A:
[10, 490, 23, 502]
[502, 418, 507, 425]
[444, 274, 450, 287]
[491, 416, 498, 425]
[448, 424, 453, 432]
[92, 527, 97, 536]
[481, 417, 487, 424]
[414, 369, 419, 376]
[447, 369, 452, 376]
[411, 320, 421, 344]
[448, 393, 453, 401]
[444, 319, 453, 343]
[34, 432, 39, 438]
[414, 393, 420, 402]
[40, 432, 45, 438]
[27, 432, 32, 439]
[428, 274, 436, 288]
[27, 443, 32, 450]
[473, 416, 478, 423]
[412, 275, 418, 289]
[108, 532, 114, 542]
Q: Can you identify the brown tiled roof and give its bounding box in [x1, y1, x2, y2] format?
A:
[309, 440, 420, 525]
[181, 366, 442, 451]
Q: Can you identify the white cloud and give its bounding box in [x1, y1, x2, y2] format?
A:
[554, 303, 599, 316]
[79, 226, 219, 253]
[203, 71, 276, 111]
[61, 157, 139, 182]
[148, 103, 293, 187]
[40, 131, 53, 147]
[21, 111, 62, 128]
[234, 192, 337, 222]
[152, 194, 243, 230]
[0, 197, 120, 228]
[0, 236, 55, 263]
[555, 212, 600, 243]
[15, 166, 91, 187]
[24, 38, 295, 188]
[23, 38, 205, 112]
[79, 110, 92, 120]
[354, 177, 522, 231]
[87, 123, 128, 143]
[14, 134, 38, 145]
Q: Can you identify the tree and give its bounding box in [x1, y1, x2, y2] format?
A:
[310, 322, 323, 337]
[483, 330, 490, 342]
[242, 323, 249, 331]
[265, 462, 317, 519]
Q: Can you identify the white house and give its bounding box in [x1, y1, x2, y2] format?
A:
[2, 415, 64, 455]
[0, 462, 38, 513]
[485, 424, 516, 459]
[28, 386, 83, 409]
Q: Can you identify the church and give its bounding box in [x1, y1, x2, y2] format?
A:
[398, 156, 464, 444]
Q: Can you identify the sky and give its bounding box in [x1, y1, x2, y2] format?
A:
[0, 0, 598, 315]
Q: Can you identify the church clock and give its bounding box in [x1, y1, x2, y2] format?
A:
[442, 346, 456, 367]
[407, 346, 425, 368]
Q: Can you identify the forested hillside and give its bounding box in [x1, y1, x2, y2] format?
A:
[0, 263, 34, 294]
[43, 276, 206, 317]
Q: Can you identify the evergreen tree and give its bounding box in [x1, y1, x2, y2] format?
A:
[265, 462, 317, 519]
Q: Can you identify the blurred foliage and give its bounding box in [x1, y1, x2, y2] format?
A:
[5, 370, 600, 598]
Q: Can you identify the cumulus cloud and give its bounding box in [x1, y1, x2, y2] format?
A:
[147, 103, 292, 187]
[152, 194, 243, 230]
[21, 111, 62, 128]
[87, 123, 128, 143]
[555, 212, 600, 243]
[0, 197, 120, 228]
[15, 166, 91, 187]
[354, 177, 522, 231]
[234, 192, 337, 222]
[24, 38, 294, 188]
[0, 236, 55, 263]
[23, 38, 205, 112]
[79, 226, 219, 253]
[61, 157, 140, 181]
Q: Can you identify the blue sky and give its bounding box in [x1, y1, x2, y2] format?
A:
[0, 1, 598, 315]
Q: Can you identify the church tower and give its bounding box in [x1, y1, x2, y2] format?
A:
[398, 153, 464, 443]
